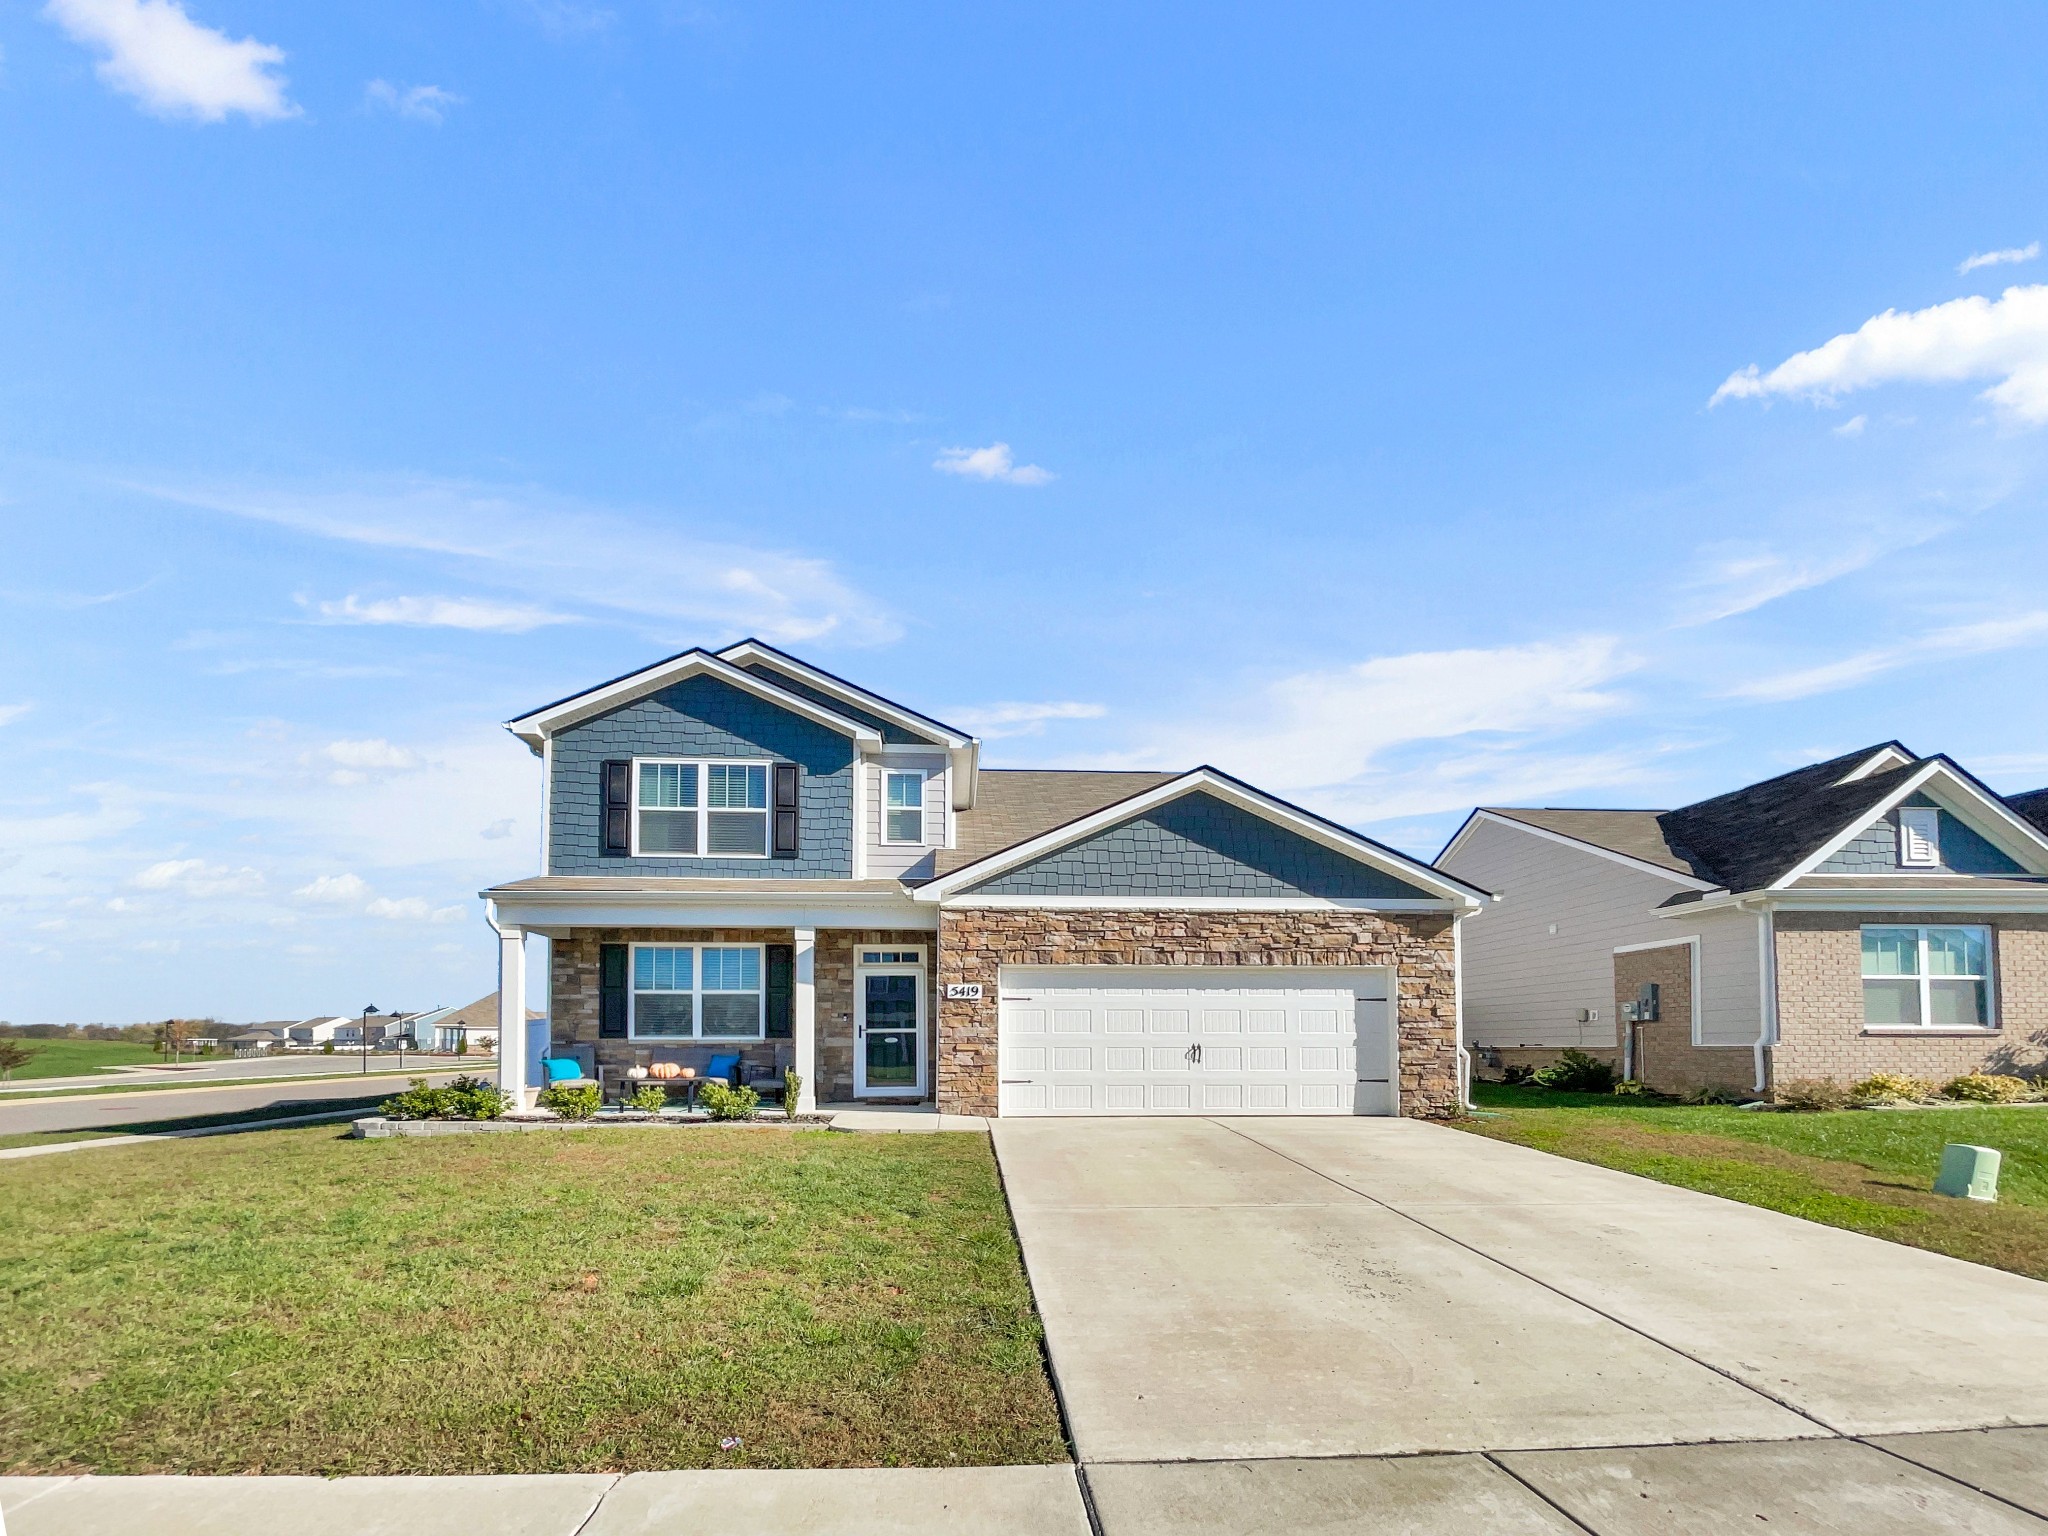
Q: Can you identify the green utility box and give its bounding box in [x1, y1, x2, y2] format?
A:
[1933, 1143, 2001, 1202]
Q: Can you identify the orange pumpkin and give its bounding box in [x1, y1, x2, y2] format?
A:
[648, 1061, 681, 1081]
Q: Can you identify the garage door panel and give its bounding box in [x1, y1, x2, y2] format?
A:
[998, 966, 1396, 1118]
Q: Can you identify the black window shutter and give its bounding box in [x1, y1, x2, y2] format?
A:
[772, 761, 800, 858]
[602, 760, 631, 856]
[599, 944, 629, 1038]
[765, 943, 794, 1038]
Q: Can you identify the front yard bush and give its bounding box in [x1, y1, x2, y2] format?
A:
[1611, 1078, 1658, 1099]
[626, 1083, 669, 1113]
[1532, 1049, 1616, 1094]
[698, 1081, 760, 1121]
[1943, 1073, 2030, 1104]
[380, 1075, 508, 1121]
[1850, 1072, 1937, 1104]
[1776, 1077, 1848, 1112]
[1681, 1084, 1749, 1106]
[537, 1082, 601, 1119]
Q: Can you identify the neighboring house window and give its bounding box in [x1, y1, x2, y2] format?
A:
[1861, 925, 1993, 1027]
[1897, 807, 1942, 867]
[633, 761, 769, 858]
[885, 771, 926, 844]
[631, 944, 764, 1039]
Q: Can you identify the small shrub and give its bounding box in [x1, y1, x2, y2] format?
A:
[455, 1037, 469, 1057]
[322, 1041, 335, 1055]
[1776, 1077, 1848, 1112]
[1942, 1073, 2029, 1104]
[538, 1082, 601, 1119]
[1499, 1064, 1535, 1086]
[1849, 1072, 1936, 1104]
[1532, 1049, 1616, 1094]
[698, 1081, 760, 1121]
[1611, 1078, 1657, 1099]
[783, 1068, 804, 1113]
[379, 1073, 507, 1120]
[1681, 1084, 1749, 1106]
[627, 1083, 669, 1113]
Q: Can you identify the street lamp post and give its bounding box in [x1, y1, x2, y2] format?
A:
[360, 1005, 381, 1076]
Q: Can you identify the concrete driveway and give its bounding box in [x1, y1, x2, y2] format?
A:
[992, 1116, 2048, 1465]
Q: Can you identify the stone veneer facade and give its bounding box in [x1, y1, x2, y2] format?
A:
[1770, 910, 2048, 1086]
[934, 907, 1462, 1119]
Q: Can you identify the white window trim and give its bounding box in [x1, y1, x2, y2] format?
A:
[1897, 807, 1942, 868]
[627, 941, 768, 1042]
[631, 758, 771, 860]
[882, 769, 928, 846]
[1859, 923, 1997, 1031]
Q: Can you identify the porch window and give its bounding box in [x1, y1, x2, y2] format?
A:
[884, 771, 926, 844]
[630, 944, 764, 1040]
[1861, 925, 1993, 1028]
[634, 761, 769, 858]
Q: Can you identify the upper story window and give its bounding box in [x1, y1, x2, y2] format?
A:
[1897, 807, 1942, 867]
[630, 943, 764, 1039]
[633, 760, 769, 858]
[1861, 924, 1992, 1028]
[884, 770, 926, 844]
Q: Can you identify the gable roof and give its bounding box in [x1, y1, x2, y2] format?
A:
[1458, 743, 2048, 895]
[914, 766, 1491, 907]
[504, 649, 885, 754]
[2009, 788, 2048, 837]
[714, 640, 974, 748]
[927, 770, 1183, 879]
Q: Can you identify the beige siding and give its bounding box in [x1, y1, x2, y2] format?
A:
[1442, 817, 1761, 1051]
[862, 752, 950, 878]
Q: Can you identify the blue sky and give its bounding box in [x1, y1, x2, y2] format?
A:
[5, 2, 2048, 1022]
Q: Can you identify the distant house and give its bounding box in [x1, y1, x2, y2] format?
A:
[285, 1016, 349, 1048]
[221, 1026, 291, 1055]
[415, 993, 527, 1054]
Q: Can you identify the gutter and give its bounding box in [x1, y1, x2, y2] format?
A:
[1738, 896, 1777, 1095]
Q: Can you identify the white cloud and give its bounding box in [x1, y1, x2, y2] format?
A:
[1672, 525, 1941, 628]
[1960, 242, 2040, 276]
[293, 872, 372, 904]
[1730, 609, 2048, 702]
[1833, 413, 1867, 438]
[44, 0, 296, 122]
[312, 593, 573, 633]
[365, 895, 465, 923]
[323, 739, 422, 772]
[1711, 284, 2048, 424]
[934, 443, 1055, 486]
[132, 858, 263, 896]
[1120, 638, 1637, 804]
[364, 80, 462, 125]
[480, 818, 515, 840]
[949, 701, 1106, 740]
[0, 704, 31, 727]
[150, 477, 900, 647]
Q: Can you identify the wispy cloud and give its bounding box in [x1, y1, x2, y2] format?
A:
[133, 858, 264, 896]
[480, 818, 515, 840]
[365, 80, 462, 126]
[294, 872, 372, 904]
[948, 701, 1106, 740]
[1729, 609, 2048, 702]
[322, 739, 421, 776]
[366, 895, 465, 922]
[147, 476, 902, 647]
[310, 593, 573, 633]
[44, 0, 296, 122]
[0, 704, 32, 728]
[1833, 413, 1868, 438]
[1672, 526, 1942, 627]
[1960, 242, 2040, 276]
[934, 443, 1055, 486]
[501, 0, 615, 38]
[1712, 284, 2048, 424]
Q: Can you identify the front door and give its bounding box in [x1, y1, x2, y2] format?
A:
[855, 953, 925, 1098]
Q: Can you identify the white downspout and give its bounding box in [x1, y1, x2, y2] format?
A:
[1453, 911, 1471, 1110]
[1748, 899, 1777, 1095]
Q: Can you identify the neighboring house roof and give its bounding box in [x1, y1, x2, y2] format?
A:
[1453, 742, 2048, 896]
[432, 992, 544, 1032]
[928, 770, 1183, 879]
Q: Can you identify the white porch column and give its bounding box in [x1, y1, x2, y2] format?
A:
[794, 926, 818, 1113]
[496, 918, 532, 1109]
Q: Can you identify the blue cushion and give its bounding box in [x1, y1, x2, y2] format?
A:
[706, 1053, 741, 1084]
[545, 1058, 583, 1083]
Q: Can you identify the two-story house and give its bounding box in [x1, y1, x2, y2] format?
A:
[481, 642, 1490, 1117]
[1439, 744, 2048, 1096]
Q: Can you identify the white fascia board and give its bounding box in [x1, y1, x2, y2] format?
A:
[505, 651, 883, 752]
[913, 768, 1490, 907]
[1443, 810, 1720, 891]
[714, 641, 974, 749]
[937, 895, 1465, 912]
[1772, 759, 2048, 886]
[488, 890, 933, 934]
[1758, 888, 2048, 912]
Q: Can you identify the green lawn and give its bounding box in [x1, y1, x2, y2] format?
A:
[0, 1038, 174, 1080]
[1461, 1082, 2048, 1278]
[0, 1123, 1066, 1475]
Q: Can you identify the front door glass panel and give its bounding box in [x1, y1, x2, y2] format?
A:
[863, 974, 919, 1087]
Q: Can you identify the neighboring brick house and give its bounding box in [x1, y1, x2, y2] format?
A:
[481, 642, 1490, 1118]
[1437, 744, 2048, 1098]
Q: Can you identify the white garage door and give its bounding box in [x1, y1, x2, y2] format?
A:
[998, 966, 1395, 1117]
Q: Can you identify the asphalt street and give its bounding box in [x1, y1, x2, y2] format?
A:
[0, 1070, 492, 1136]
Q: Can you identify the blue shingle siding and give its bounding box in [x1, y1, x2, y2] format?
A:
[548, 674, 854, 876]
[1814, 793, 2025, 876]
[961, 790, 1433, 899]
[738, 663, 938, 745]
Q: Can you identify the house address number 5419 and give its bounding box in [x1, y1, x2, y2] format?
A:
[943, 983, 983, 1001]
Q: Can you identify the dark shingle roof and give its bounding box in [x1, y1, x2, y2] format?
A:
[928, 770, 1183, 878]
[2009, 788, 2048, 837]
[1477, 808, 1707, 877]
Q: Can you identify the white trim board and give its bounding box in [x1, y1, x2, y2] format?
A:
[1439, 809, 1720, 891]
[913, 767, 1491, 908]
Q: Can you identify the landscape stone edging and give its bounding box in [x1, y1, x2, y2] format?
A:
[351, 1113, 833, 1138]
